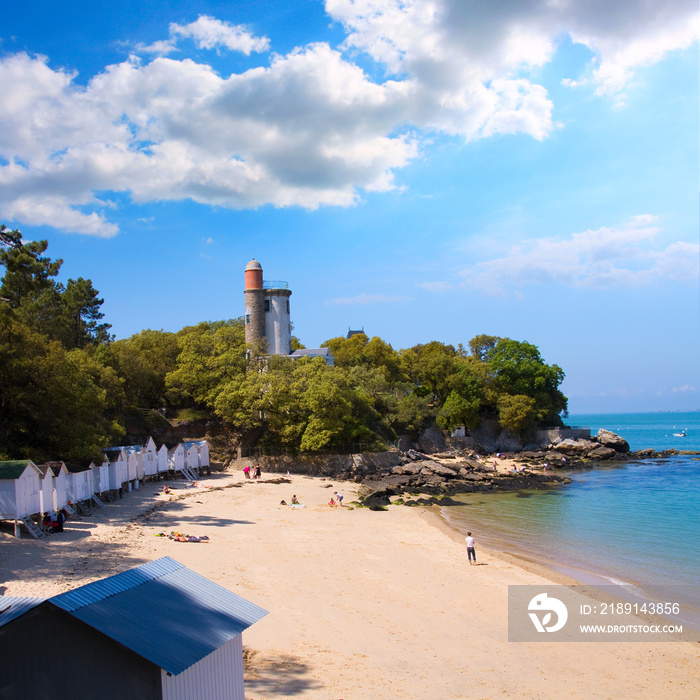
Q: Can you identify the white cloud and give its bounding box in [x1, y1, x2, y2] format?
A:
[169, 16, 270, 55]
[421, 216, 699, 295]
[136, 15, 270, 56]
[0, 2, 697, 235]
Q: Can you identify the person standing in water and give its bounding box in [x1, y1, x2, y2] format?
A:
[465, 531, 476, 566]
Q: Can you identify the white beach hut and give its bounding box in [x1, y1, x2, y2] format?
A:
[104, 448, 128, 491]
[182, 441, 201, 474]
[66, 465, 94, 504]
[0, 461, 43, 536]
[196, 440, 210, 469]
[168, 444, 186, 474]
[142, 437, 158, 479]
[36, 465, 55, 516]
[156, 444, 170, 476]
[48, 462, 70, 510]
[91, 460, 110, 495]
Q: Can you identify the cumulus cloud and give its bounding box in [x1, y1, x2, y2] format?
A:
[0, 2, 697, 235]
[137, 15, 270, 56]
[423, 216, 699, 295]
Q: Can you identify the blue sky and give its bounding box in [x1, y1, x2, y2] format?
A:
[1, 0, 698, 414]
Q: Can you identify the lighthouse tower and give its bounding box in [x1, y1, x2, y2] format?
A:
[244, 259, 292, 355]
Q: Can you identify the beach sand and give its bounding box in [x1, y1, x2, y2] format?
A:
[2, 471, 698, 699]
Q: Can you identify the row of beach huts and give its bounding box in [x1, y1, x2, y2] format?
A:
[0, 438, 210, 538]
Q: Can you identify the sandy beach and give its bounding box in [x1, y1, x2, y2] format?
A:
[2, 470, 699, 699]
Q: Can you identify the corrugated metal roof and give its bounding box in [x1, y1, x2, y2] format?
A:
[50, 557, 267, 675]
[0, 597, 45, 628]
[52, 557, 182, 612]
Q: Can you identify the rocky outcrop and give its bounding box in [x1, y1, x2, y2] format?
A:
[596, 429, 630, 453]
[417, 427, 448, 454]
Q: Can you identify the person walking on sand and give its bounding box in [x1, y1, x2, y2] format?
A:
[334, 491, 344, 506]
[465, 531, 477, 565]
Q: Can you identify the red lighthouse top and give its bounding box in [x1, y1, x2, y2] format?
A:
[245, 259, 263, 290]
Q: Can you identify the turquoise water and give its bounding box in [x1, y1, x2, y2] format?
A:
[441, 411, 700, 626]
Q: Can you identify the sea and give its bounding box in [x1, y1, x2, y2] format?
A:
[441, 411, 700, 629]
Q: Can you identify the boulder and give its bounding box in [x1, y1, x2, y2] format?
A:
[422, 462, 459, 478]
[586, 445, 618, 460]
[553, 438, 599, 456]
[417, 426, 448, 454]
[496, 429, 524, 452]
[596, 429, 630, 453]
[391, 463, 425, 476]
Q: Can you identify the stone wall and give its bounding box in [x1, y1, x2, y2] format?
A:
[238, 451, 402, 477]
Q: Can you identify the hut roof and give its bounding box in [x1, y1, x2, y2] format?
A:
[0, 460, 36, 480]
[0, 557, 267, 676]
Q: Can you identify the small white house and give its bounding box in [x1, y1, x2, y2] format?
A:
[91, 461, 110, 495]
[104, 448, 128, 490]
[167, 444, 186, 473]
[182, 442, 201, 473]
[123, 446, 144, 484]
[36, 465, 55, 515]
[142, 437, 158, 478]
[156, 444, 170, 475]
[197, 440, 210, 469]
[66, 465, 94, 504]
[0, 461, 42, 520]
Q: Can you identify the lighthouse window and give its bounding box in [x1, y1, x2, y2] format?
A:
[286, 300, 290, 313]
[245, 314, 250, 325]
[264, 300, 270, 312]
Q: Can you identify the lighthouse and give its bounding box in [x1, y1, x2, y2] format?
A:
[244, 259, 292, 355]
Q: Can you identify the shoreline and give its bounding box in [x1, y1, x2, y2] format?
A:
[2, 471, 699, 698]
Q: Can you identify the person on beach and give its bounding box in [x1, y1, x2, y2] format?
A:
[243, 465, 250, 479]
[254, 465, 261, 479]
[334, 491, 343, 506]
[465, 532, 476, 565]
[291, 495, 300, 504]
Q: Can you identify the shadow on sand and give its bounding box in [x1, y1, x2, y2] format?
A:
[244, 649, 323, 696]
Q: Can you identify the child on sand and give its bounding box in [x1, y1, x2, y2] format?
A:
[334, 491, 343, 506]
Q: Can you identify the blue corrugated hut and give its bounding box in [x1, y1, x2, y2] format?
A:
[0, 557, 267, 700]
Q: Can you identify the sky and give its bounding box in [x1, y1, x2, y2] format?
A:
[1, 0, 698, 415]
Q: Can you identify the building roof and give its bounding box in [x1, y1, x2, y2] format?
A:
[245, 259, 262, 271]
[0, 597, 44, 627]
[0, 460, 37, 480]
[290, 348, 332, 358]
[0, 557, 267, 676]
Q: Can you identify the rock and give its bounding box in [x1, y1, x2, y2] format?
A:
[417, 426, 448, 454]
[405, 449, 425, 461]
[553, 438, 599, 456]
[391, 463, 425, 476]
[596, 429, 630, 453]
[496, 429, 524, 452]
[422, 462, 459, 478]
[586, 445, 617, 460]
[397, 435, 414, 452]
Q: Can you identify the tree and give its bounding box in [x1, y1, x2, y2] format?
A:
[0, 238, 62, 308]
[400, 341, 457, 403]
[61, 277, 113, 347]
[0, 224, 22, 250]
[486, 338, 567, 425]
[166, 319, 246, 408]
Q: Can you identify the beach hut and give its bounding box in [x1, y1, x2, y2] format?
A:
[182, 441, 201, 474]
[36, 465, 55, 515]
[168, 443, 186, 474]
[156, 443, 170, 476]
[197, 440, 210, 469]
[65, 463, 95, 505]
[142, 437, 158, 479]
[104, 448, 128, 491]
[0, 461, 43, 537]
[91, 460, 110, 495]
[0, 556, 267, 700]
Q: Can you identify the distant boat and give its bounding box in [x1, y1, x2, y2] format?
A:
[673, 431, 687, 437]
